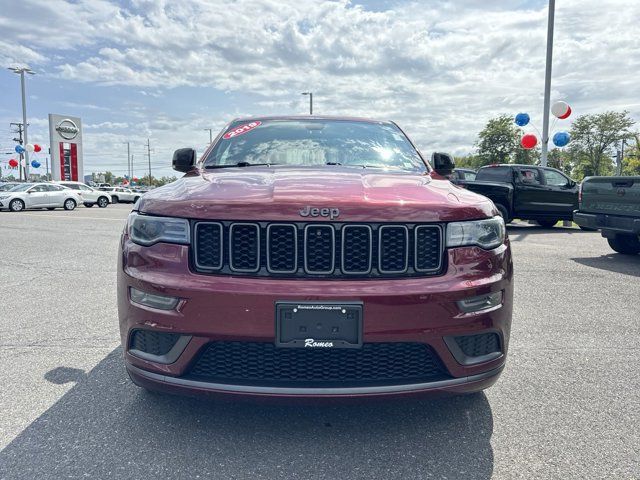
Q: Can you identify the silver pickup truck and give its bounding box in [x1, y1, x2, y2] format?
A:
[574, 176, 640, 254]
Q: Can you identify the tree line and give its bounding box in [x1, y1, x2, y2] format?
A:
[455, 111, 638, 180]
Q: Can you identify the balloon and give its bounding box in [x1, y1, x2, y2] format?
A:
[514, 113, 530, 127]
[31, 160, 41, 168]
[25, 143, 35, 153]
[33, 144, 42, 153]
[8, 159, 18, 168]
[552, 131, 571, 147]
[133, 177, 139, 182]
[551, 101, 571, 119]
[15, 145, 25, 154]
[520, 134, 538, 149]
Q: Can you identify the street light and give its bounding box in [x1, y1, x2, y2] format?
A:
[8, 66, 35, 180]
[301, 92, 313, 115]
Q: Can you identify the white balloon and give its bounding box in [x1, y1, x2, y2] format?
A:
[25, 143, 35, 152]
[551, 101, 571, 119]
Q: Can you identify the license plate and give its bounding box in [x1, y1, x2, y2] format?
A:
[275, 302, 363, 349]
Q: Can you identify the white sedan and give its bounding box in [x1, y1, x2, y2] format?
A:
[57, 181, 112, 208]
[0, 183, 82, 212]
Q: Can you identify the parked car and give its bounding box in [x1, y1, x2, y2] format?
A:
[0, 182, 20, 192]
[574, 176, 640, 254]
[450, 168, 477, 183]
[458, 164, 580, 227]
[119, 115, 513, 400]
[0, 182, 81, 212]
[57, 181, 112, 208]
[98, 186, 140, 204]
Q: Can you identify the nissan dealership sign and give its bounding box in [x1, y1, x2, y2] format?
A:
[55, 118, 80, 140]
[49, 113, 83, 181]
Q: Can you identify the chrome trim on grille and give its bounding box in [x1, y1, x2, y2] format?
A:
[266, 223, 298, 274]
[378, 225, 409, 274]
[303, 224, 335, 274]
[229, 222, 260, 273]
[414, 225, 444, 273]
[341, 225, 372, 274]
[193, 222, 223, 270]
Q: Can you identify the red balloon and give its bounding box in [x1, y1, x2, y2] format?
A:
[521, 134, 538, 150]
[133, 177, 139, 182]
[8, 159, 19, 167]
[33, 144, 42, 152]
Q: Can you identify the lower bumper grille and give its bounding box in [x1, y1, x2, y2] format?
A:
[130, 329, 180, 356]
[186, 342, 450, 387]
[454, 333, 500, 357]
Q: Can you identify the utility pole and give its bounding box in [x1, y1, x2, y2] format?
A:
[204, 128, 213, 144]
[131, 154, 134, 181]
[146, 138, 152, 187]
[8, 66, 35, 178]
[10, 122, 24, 181]
[126, 142, 131, 179]
[540, 0, 555, 167]
[45, 156, 49, 180]
[301, 92, 313, 115]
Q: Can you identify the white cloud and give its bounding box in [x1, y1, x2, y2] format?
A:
[2, 0, 639, 168]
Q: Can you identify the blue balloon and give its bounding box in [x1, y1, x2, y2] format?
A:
[31, 160, 41, 168]
[553, 131, 570, 147]
[15, 145, 25, 154]
[514, 113, 530, 127]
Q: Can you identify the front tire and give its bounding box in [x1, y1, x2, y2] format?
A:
[607, 234, 640, 255]
[97, 196, 109, 208]
[536, 219, 558, 228]
[63, 199, 77, 211]
[9, 199, 25, 212]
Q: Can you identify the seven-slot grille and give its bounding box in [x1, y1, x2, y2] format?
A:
[193, 221, 443, 278]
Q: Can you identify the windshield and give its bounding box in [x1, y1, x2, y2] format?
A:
[8, 183, 34, 192]
[203, 119, 428, 172]
[0, 183, 18, 191]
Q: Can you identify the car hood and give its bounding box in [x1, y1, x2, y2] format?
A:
[138, 166, 495, 222]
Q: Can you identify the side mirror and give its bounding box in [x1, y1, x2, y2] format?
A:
[172, 148, 197, 173]
[431, 152, 455, 176]
[568, 180, 577, 188]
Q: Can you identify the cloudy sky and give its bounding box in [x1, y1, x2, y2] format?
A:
[1, 0, 639, 179]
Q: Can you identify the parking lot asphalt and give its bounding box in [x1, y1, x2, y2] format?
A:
[0, 204, 638, 479]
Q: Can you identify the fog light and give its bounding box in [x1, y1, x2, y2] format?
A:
[457, 291, 503, 313]
[130, 287, 179, 310]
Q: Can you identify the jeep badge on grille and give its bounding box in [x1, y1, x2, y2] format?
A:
[299, 206, 340, 220]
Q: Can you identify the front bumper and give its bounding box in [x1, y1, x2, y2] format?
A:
[574, 210, 640, 236]
[118, 237, 513, 398]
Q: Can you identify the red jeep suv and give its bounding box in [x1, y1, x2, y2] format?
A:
[118, 116, 513, 399]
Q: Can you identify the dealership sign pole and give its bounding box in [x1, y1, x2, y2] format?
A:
[540, 0, 555, 167]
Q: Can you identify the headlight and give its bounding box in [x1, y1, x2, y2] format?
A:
[128, 212, 190, 246]
[446, 216, 505, 250]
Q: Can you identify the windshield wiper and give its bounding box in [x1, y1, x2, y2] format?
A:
[205, 162, 280, 169]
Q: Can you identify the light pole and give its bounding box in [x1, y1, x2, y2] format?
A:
[301, 92, 313, 115]
[8, 66, 35, 179]
[540, 0, 555, 167]
[204, 128, 213, 143]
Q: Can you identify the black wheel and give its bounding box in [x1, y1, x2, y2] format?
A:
[63, 198, 77, 211]
[495, 204, 511, 223]
[97, 196, 109, 208]
[536, 219, 558, 228]
[9, 199, 25, 212]
[47, 207, 55, 211]
[607, 234, 640, 255]
[579, 225, 596, 231]
[111, 196, 119, 204]
[84, 203, 94, 208]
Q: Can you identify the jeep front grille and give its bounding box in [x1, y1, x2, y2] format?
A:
[192, 221, 444, 279]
